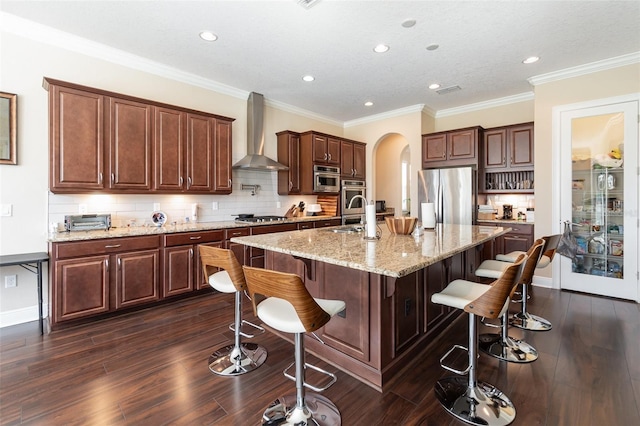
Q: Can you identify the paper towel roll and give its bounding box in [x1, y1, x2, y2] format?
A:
[365, 204, 377, 238]
[422, 202, 436, 229]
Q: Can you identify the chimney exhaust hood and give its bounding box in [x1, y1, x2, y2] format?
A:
[232, 92, 289, 171]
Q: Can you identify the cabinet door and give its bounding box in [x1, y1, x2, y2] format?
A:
[195, 241, 225, 290]
[448, 129, 476, 161]
[422, 134, 447, 166]
[154, 107, 185, 191]
[352, 142, 366, 179]
[186, 113, 214, 192]
[312, 134, 328, 163]
[483, 128, 507, 168]
[115, 249, 160, 309]
[163, 246, 194, 297]
[107, 97, 152, 190]
[214, 119, 233, 193]
[340, 141, 354, 177]
[509, 123, 534, 167]
[54, 255, 110, 322]
[425, 261, 447, 331]
[286, 133, 301, 194]
[327, 137, 341, 166]
[502, 235, 531, 254]
[49, 85, 105, 191]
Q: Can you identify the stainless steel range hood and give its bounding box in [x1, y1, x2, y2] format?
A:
[232, 92, 288, 171]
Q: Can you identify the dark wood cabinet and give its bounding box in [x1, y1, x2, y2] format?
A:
[422, 126, 481, 168]
[308, 133, 340, 166]
[480, 122, 534, 194]
[248, 223, 297, 267]
[341, 140, 366, 179]
[277, 131, 301, 195]
[225, 227, 251, 266]
[164, 230, 225, 294]
[44, 78, 234, 194]
[50, 235, 161, 328]
[48, 84, 105, 191]
[482, 122, 534, 169]
[107, 97, 153, 190]
[480, 222, 534, 256]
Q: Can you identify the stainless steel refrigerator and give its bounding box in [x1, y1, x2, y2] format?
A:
[418, 167, 477, 225]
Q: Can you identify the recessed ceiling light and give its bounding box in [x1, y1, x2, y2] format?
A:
[426, 44, 439, 51]
[402, 19, 416, 28]
[302, 75, 315, 82]
[523, 56, 540, 64]
[364, 101, 373, 107]
[199, 31, 218, 42]
[428, 83, 441, 90]
[373, 44, 390, 53]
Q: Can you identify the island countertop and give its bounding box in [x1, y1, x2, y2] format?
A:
[232, 224, 510, 278]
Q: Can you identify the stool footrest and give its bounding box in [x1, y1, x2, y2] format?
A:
[480, 317, 501, 329]
[440, 344, 471, 375]
[229, 319, 265, 338]
[283, 361, 337, 392]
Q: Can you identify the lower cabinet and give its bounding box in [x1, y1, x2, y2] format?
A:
[163, 230, 225, 295]
[481, 222, 534, 256]
[50, 235, 161, 327]
[248, 223, 298, 267]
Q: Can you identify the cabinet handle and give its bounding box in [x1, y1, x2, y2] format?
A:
[503, 156, 506, 164]
[228, 178, 232, 187]
[328, 153, 331, 161]
[105, 244, 121, 248]
[98, 173, 103, 184]
[190, 248, 193, 259]
[443, 152, 446, 158]
[289, 181, 293, 190]
[117, 258, 121, 269]
[179, 176, 184, 186]
[111, 173, 115, 184]
[187, 176, 192, 189]
[190, 236, 202, 240]
[230, 231, 243, 236]
[105, 259, 109, 269]
[324, 153, 328, 160]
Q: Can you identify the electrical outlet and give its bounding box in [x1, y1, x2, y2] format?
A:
[5, 275, 17, 288]
[0, 204, 12, 217]
[212, 202, 219, 210]
[79, 204, 88, 214]
[153, 203, 160, 211]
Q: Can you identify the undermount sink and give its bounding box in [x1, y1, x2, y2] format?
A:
[329, 226, 364, 234]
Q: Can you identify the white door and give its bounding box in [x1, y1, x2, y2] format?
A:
[558, 97, 639, 302]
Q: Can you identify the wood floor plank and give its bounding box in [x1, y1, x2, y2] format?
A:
[1, 288, 637, 426]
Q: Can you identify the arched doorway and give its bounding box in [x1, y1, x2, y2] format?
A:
[374, 133, 410, 216]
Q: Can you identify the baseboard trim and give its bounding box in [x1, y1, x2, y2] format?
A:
[0, 304, 48, 328]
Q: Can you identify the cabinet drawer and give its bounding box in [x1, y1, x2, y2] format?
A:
[54, 235, 160, 259]
[164, 230, 224, 247]
[226, 227, 250, 238]
[506, 223, 533, 235]
[314, 219, 342, 228]
[251, 223, 297, 235]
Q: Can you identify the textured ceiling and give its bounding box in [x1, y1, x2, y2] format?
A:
[2, 0, 639, 122]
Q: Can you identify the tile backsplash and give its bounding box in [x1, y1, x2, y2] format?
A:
[48, 170, 318, 231]
[481, 194, 535, 217]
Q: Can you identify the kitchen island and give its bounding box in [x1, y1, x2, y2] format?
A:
[231, 224, 510, 391]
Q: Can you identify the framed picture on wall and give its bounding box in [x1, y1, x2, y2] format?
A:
[0, 92, 17, 165]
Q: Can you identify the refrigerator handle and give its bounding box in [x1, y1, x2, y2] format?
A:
[436, 179, 442, 223]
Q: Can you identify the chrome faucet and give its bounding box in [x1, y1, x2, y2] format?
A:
[347, 195, 368, 225]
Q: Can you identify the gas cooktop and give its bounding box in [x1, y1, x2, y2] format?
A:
[235, 215, 288, 223]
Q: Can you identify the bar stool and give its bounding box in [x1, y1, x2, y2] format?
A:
[243, 265, 345, 426]
[432, 254, 527, 426]
[474, 239, 545, 363]
[492, 234, 561, 331]
[199, 246, 267, 376]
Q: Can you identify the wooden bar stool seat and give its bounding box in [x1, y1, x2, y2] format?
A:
[475, 239, 545, 363]
[199, 246, 267, 376]
[243, 265, 345, 426]
[431, 254, 527, 426]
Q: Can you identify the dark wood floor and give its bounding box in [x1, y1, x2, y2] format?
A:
[1, 287, 639, 425]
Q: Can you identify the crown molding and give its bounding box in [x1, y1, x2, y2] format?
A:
[264, 98, 343, 128]
[344, 104, 426, 128]
[528, 52, 640, 86]
[435, 92, 535, 118]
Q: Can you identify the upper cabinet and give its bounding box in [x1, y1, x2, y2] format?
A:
[44, 78, 234, 194]
[482, 122, 534, 169]
[341, 139, 366, 179]
[304, 132, 341, 166]
[422, 126, 481, 169]
[480, 122, 534, 193]
[277, 131, 301, 195]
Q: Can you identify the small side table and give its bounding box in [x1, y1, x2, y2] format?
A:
[0, 252, 49, 334]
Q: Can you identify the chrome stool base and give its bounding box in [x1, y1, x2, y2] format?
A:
[262, 393, 341, 426]
[479, 333, 538, 363]
[208, 342, 267, 376]
[510, 312, 552, 331]
[435, 376, 516, 426]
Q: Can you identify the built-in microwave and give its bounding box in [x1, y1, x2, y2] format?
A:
[313, 165, 341, 193]
[341, 179, 367, 216]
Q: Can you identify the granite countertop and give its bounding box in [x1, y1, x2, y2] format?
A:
[48, 216, 340, 243]
[231, 224, 511, 278]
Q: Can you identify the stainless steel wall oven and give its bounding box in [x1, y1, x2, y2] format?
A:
[313, 165, 341, 193]
[341, 179, 366, 224]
